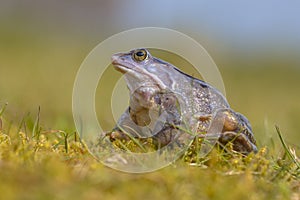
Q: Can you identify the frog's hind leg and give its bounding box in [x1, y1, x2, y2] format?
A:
[209, 108, 258, 154]
[218, 131, 258, 154]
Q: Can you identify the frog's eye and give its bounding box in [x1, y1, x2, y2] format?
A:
[133, 49, 148, 62]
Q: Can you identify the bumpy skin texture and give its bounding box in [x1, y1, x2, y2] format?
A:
[109, 48, 257, 154]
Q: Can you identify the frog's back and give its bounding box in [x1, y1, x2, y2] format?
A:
[174, 67, 230, 115]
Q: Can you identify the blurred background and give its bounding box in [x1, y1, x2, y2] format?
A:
[0, 0, 299, 147]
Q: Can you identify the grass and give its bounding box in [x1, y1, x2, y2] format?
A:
[0, 105, 299, 200]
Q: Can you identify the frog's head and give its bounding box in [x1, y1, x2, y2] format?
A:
[112, 48, 182, 94]
[112, 48, 187, 131]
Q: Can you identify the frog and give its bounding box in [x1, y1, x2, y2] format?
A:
[108, 48, 257, 154]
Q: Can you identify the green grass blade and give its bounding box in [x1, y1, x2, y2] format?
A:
[275, 125, 300, 169]
[32, 107, 41, 139]
[0, 103, 8, 117]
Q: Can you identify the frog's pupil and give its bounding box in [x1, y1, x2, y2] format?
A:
[136, 51, 144, 57]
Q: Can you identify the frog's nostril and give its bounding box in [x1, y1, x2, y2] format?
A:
[111, 55, 118, 62]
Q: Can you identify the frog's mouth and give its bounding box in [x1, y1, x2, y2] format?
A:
[112, 60, 167, 91]
[112, 62, 128, 74]
[111, 56, 136, 74]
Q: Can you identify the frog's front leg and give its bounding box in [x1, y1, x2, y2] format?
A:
[150, 92, 185, 148]
[107, 105, 161, 143]
[151, 125, 176, 148]
[107, 108, 135, 142]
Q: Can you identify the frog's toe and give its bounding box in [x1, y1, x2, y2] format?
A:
[106, 130, 131, 142]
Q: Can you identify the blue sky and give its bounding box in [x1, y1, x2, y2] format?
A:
[1, 0, 299, 53]
[115, 1, 300, 48]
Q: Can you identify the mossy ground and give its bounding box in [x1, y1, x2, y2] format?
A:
[0, 111, 299, 200]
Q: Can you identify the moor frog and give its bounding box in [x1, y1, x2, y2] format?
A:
[108, 48, 257, 154]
